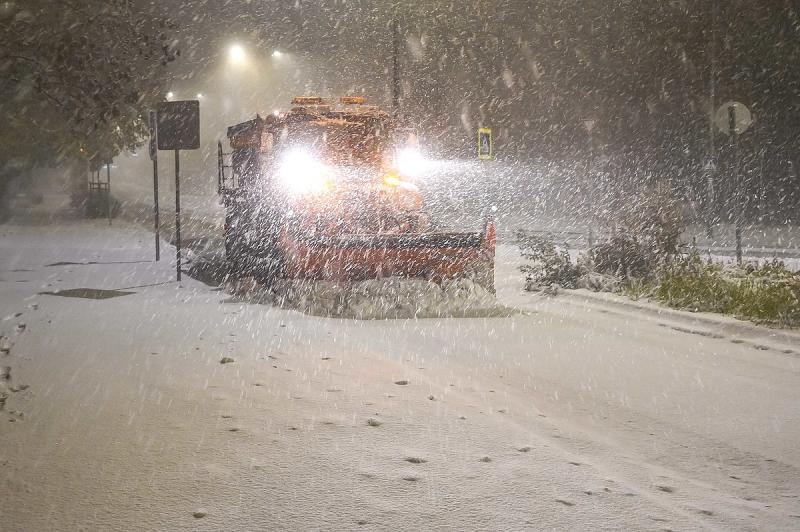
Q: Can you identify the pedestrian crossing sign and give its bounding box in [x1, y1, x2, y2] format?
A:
[478, 128, 492, 160]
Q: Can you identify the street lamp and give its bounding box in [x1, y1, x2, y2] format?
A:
[0, 1, 18, 19]
[228, 44, 246, 65]
[272, 50, 284, 59]
[196, 93, 204, 99]
[166, 91, 174, 100]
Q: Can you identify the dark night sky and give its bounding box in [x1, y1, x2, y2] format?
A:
[137, 0, 800, 216]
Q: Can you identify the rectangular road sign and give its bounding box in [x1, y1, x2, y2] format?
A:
[156, 100, 200, 151]
[478, 128, 492, 160]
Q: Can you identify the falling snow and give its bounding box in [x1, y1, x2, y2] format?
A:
[2, 1, 800, 530]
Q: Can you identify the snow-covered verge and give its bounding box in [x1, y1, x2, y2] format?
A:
[514, 223, 800, 329]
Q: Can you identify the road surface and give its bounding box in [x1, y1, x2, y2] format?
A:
[1, 217, 799, 530]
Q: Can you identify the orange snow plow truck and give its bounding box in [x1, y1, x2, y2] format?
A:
[217, 97, 495, 291]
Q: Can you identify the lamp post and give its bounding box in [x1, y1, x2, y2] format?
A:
[583, 119, 597, 248]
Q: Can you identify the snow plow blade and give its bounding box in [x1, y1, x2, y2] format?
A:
[279, 219, 496, 292]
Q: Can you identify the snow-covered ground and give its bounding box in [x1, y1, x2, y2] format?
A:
[2, 213, 800, 530]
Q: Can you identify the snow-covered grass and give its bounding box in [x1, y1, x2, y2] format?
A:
[644, 257, 800, 327]
[513, 223, 800, 329]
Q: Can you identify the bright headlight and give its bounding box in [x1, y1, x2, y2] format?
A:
[276, 148, 332, 196]
[396, 147, 430, 178]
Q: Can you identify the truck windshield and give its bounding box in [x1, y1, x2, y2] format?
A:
[283, 120, 387, 167]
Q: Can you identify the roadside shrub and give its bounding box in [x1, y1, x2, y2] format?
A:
[516, 230, 580, 290]
[591, 183, 686, 279]
[588, 232, 652, 279]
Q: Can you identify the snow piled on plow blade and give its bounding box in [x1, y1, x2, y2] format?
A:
[228, 277, 515, 319]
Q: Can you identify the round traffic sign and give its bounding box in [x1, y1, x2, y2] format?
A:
[715, 101, 752, 135]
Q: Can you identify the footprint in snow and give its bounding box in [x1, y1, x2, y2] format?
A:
[656, 485, 674, 493]
[478, 456, 492, 463]
[394, 380, 408, 385]
[555, 499, 574, 507]
[404, 457, 427, 464]
[401, 476, 420, 482]
[219, 357, 235, 364]
[366, 418, 382, 427]
[516, 447, 532, 453]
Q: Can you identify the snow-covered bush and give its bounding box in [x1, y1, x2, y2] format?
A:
[590, 183, 686, 279]
[587, 232, 652, 279]
[516, 230, 580, 290]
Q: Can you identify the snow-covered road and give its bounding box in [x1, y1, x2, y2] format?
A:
[1, 218, 799, 530]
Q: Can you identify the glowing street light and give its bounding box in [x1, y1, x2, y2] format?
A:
[272, 50, 283, 58]
[196, 93, 204, 99]
[166, 91, 174, 100]
[228, 44, 246, 64]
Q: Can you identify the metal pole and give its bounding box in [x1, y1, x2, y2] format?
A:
[729, 106, 742, 264]
[391, 18, 400, 119]
[153, 152, 160, 261]
[106, 162, 112, 226]
[175, 149, 181, 282]
[587, 129, 595, 248]
[148, 109, 159, 260]
[706, 0, 719, 236]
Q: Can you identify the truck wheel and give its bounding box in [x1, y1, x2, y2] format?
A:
[224, 213, 248, 277]
[253, 234, 284, 286]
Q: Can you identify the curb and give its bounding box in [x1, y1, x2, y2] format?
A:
[558, 288, 800, 352]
